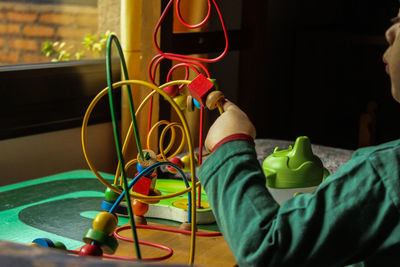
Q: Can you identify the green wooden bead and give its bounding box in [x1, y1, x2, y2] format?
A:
[53, 241, 67, 250]
[83, 228, 118, 254]
[92, 211, 118, 235]
[84, 228, 108, 244]
[105, 185, 122, 202]
[102, 234, 118, 254]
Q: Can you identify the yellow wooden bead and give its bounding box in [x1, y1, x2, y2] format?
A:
[181, 155, 191, 172]
[173, 94, 187, 110]
[92, 212, 118, 235]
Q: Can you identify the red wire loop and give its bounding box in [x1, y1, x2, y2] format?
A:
[146, 0, 229, 218]
[148, 0, 228, 86]
[175, 0, 212, 29]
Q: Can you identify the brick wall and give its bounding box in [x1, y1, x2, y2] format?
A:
[0, 2, 98, 65]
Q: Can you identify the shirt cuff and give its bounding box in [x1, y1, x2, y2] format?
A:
[211, 133, 255, 153]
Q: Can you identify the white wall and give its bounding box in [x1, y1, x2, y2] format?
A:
[0, 122, 117, 186]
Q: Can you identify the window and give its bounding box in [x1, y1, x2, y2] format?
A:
[0, 0, 103, 65]
[0, 0, 121, 139]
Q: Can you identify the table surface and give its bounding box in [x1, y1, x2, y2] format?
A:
[0, 138, 354, 267]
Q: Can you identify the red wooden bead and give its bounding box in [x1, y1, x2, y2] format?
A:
[78, 243, 103, 256]
[163, 85, 179, 98]
[187, 74, 215, 106]
[166, 157, 183, 173]
[131, 176, 151, 195]
[132, 199, 149, 216]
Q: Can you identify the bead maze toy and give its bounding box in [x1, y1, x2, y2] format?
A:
[28, 0, 231, 265]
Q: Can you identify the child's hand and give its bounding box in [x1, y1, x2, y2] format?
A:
[205, 100, 256, 151]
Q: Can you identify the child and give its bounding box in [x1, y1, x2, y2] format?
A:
[198, 8, 400, 267]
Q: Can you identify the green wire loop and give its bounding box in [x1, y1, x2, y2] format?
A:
[106, 33, 142, 260]
[106, 34, 144, 160]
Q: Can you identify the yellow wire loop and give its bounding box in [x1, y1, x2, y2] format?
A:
[81, 79, 198, 264]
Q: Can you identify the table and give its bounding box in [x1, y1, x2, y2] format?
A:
[0, 139, 354, 266]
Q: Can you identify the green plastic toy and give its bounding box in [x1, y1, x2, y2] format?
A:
[263, 136, 329, 190]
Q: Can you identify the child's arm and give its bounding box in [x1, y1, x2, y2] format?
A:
[198, 101, 400, 267]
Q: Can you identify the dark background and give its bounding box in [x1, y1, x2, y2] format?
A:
[235, 0, 399, 149]
[3, 0, 399, 151]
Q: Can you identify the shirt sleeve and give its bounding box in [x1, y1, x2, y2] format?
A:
[198, 139, 400, 267]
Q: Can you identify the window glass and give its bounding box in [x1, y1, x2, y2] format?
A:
[0, 0, 119, 66]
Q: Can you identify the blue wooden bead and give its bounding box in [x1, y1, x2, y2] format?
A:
[136, 162, 145, 173]
[32, 238, 55, 248]
[193, 98, 201, 109]
[101, 200, 127, 214]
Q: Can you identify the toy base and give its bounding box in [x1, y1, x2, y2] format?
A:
[132, 178, 216, 224]
[145, 200, 215, 224]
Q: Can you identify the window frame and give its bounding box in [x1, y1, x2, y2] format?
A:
[0, 59, 121, 140]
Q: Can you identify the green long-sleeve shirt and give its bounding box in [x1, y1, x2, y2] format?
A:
[198, 139, 400, 267]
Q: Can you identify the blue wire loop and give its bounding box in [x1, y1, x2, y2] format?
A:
[109, 161, 193, 223]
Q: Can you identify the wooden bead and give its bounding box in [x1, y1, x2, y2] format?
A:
[181, 155, 191, 172]
[173, 94, 187, 110]
[134, 215, 148, 225]
[186, 95, 195, 112]
[187, 74, 215, 106]
[54, 241, 67, 250]
[132, 199, 149, 216]
[101, 200, 127, 215]
[78, 243, 103, 256]
[179, 222, 197, 232]
[207, 78, 219, 91]
[83, 228, 118, 254]
[193, 98, 201, 109]
[206, 90, 224, 110]
[92, 212, 118, 235]
[32, 238, 55, 248]
[84, 228, 107, 244]
[166, 157, 183, 173]
[27, 242, 40, 247]
[163, 84, 179, 98]
[131, 176, 151, 195]
[137, 149, 157, 169]
[104, 185, 122, 203]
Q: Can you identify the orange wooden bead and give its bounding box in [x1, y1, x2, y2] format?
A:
[132, 199, 149, 216]
[92, 212, 118, 235]
[27, 242, 40, 247]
